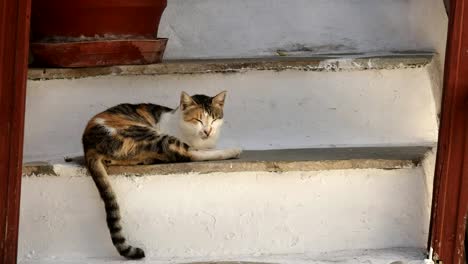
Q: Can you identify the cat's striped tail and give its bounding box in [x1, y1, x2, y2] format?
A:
[85, 152, 145, 260]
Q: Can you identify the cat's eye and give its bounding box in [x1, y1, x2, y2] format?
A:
[211, 119, 218, 124]
[195, 119, 203, 124]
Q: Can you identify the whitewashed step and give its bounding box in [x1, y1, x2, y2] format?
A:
[25, 53, 438, 162]
[19, 248, 425, 264]
[28, 53, 432, 80]
[24, 146, 430, 176]
[20, 147, 432, 261]
[157, 0, 447, 59]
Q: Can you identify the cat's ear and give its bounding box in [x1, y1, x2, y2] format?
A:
[180, 91, 196, 111]
[212, 91, 227, 108]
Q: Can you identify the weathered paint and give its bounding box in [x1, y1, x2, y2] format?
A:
[22, 147, 429, 176]
[19, 248, 425, 264]
[158, 0, 447, 59]
[24, 67, 438, 162]
[27, 53, 434, 80]
[18, 168, 430, 261]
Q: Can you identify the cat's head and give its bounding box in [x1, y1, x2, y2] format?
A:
[178, 91, 226, 143]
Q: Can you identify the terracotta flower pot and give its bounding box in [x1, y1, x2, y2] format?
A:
[30, 0, 168, 67]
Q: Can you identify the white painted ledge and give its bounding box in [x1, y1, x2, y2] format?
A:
[27, 52, 433, 80]
[19, 247, 425, 264]
[157, 0, 446, 59]
[19, 168, 430, 260]
[24, 53, 438, 162]
[19, 146, 432, 260]
[22, 147, 430, 177]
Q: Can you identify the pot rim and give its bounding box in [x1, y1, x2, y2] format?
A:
[31, 38, 169, 45]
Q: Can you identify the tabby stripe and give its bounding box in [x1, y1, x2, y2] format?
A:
[101, 189, 115, 199]
[109, 224, 122, 233]
[182, 142, 189, 151]
[120, 246, 132, 255]
[167, 137, 176, 144]
[107, 214, 120, 223]
[156, 139, 164, 153]
[105, 201, 119, 211]
[112, 235, 126, 244]
[120, 126, 157, 141]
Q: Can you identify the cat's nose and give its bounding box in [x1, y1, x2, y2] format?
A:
[203, 127, 212, 136]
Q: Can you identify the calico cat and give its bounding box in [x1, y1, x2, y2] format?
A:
[82, 91, 241, 259]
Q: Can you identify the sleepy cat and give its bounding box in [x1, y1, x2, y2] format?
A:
[82, 91, 241, 259]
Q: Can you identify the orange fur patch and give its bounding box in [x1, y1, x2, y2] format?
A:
[136, 106, 157, 126]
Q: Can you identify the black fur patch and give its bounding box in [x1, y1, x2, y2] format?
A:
[146, 104, 173, 122]
[111, 236, 126, 244]
[120, 126, 157, 141]
[106, 104, 138, 116]
[83, 125, 123, 155]
[120, 246, 132, 255]
[109, 224, 122, 233]
[191, 94, 224, 119]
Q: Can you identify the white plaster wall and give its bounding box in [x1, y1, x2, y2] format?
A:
[159, 0, 446, 59]
[18, 168, 430, 261]
[408, 0, 448, 116]
[24, 68, 438, 162]
[408, 0, 448, 68]
[421, 147, 437, 217]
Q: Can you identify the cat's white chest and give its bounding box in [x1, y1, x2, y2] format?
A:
[157, 112, 178, 137]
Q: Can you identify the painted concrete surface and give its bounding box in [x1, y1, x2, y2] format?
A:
[158, 0, 445, 59]
[19, 168, 430, 261]
[18, 248, 425, 264]
[27, 53, 433, 80]
[24, 67, 438, 162]
[22, 147, 428, 176]
[421, 147, 437, 221]
[408, 0, 448, 69]
[407, 0, 448, 116]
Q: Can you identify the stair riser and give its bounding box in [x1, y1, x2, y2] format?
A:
[25, 68, 437, 162]
[158, 0, 446, 59]
[19, 168, 430, 260]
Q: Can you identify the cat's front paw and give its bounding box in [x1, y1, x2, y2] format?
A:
[226, 148, 242, 159]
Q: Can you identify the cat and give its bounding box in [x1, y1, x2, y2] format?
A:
[82, 91, 241, 259]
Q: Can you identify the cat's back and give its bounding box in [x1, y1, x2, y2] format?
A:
[83, 103, 173, 141]
[105, 103, 173, 122]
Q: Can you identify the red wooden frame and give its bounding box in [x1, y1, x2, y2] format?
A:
[429, 0, 468, 263]
[0, 0, 31, 262]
